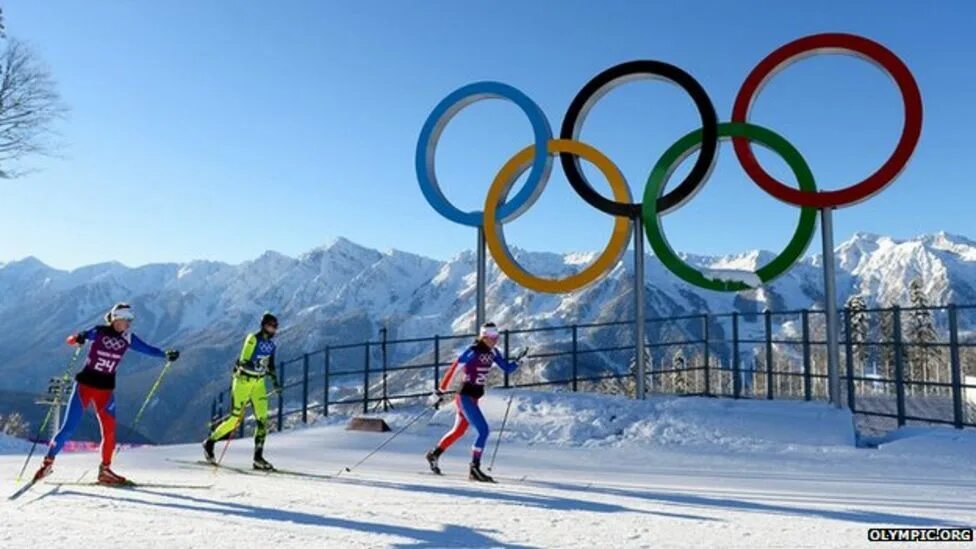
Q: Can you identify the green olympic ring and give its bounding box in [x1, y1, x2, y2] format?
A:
[642, 122, 819, 292]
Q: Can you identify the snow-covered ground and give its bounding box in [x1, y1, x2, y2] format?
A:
[2, 392, 974, 548]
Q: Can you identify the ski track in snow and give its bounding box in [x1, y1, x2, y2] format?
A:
[2, 392, 974, 548]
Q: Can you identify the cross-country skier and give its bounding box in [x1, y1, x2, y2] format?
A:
[425, 322, 522, 482]
[203, 312, 281, 471]
[33, 303, 179, 485]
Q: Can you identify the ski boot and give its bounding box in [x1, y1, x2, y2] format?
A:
[202, 438, 216, 464]
[425, 448, 443, 475]
[32, 456, 55, 482]
[469, 462, 495, 483]
[98, 463, 129, 485]
[253, 448, 274, 471]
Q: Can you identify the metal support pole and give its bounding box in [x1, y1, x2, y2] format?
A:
[476, 226, 487, 332]
[949, 305, 964, 429]
[381, 327, 389, 412]
[820, 207, 842, 408]
[363, 343, 370, 414]
[634, 218, 647, 400]
[324, 347, 330, 418]
[844, 309, 856, 412]
[572, 325, 579, 392]
[893, 306, 906, 426]
[277, 361, 285, 433]
[433, 335, 441, 390]
[51, 401, 60, 441]
[302, 353, 309, 423]
[802, 310, 812, 401]
[702, 314, 710, 396]
[503, 330, 511, 388]
[732, 312, 741, 398]
[765, 310, 774, 400]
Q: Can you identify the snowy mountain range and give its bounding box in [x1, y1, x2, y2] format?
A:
[1, 231, 973, 443]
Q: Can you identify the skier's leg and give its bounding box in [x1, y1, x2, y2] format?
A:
[209, 376, 252, 441]
[251, 380, 273, 469]
[92, 389, 117, 466]
[458, 395, 489, 466]
[435, 395, 469, 451]
[46, 383, 88, 459]
[252, 381, 269, 449]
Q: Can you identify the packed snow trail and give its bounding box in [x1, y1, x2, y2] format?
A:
[2, 392, 974, 548]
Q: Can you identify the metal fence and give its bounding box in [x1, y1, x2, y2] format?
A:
[212, 304, 976, 437]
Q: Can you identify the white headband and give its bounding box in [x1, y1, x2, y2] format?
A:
[111, 308, 135, 321]
[480, 326, 500, 339]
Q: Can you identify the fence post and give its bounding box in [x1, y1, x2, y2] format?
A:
[363, 343, 370, 414]
[949, 304, 963, 429]
[381, 328, 389, 412]
[802, 310, 811, 401]
[732, 312, 741, 399]
[764, 310, 774, 400]
[433, 335, 440, 390]
[572, 325, 579, 392]
[301, 353, 309, 424]
[503, 330, 511, 388]
[844, 309, 856, 413]
[702, 314, 710, 397]
[323, 346, 330, 418]
[277, 361, 285, 433]
[893, 306, 906, 427]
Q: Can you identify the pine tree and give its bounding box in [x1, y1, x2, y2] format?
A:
[846, 295, 870, 374]
[878, 305, 896, 386]
[907, 278, 941, 394]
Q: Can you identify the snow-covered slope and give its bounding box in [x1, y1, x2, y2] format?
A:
[1, 232, 974, 443]
[2, 393, 974, 548]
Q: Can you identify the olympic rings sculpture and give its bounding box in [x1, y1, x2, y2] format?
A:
[416, 33, 922, 294]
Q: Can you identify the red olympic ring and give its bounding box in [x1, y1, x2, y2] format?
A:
[731, 33, 923, 209]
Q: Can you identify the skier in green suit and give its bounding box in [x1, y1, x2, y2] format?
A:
[203, 313, 281, 470]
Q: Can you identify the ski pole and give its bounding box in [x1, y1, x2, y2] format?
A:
[116, 359, 174, 457]
[488, 392, 514, 471]
[214, 406, 247, 470]
[15, 347, 83, 482]
[338, 405, 434, 477]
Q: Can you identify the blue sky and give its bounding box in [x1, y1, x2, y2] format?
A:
[2, 1, 973, 269]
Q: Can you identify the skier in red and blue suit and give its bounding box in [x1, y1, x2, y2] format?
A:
[425, 322, 522, 482]
[33, 303, 179, 485]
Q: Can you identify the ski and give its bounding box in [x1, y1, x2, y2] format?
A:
[48, 480, 212, 490]
[167, 458, 332, 481]
[7, 478, 41, 501]
[417, 470, 528, 485]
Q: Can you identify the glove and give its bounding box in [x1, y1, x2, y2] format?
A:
[427, 390, 444, 409]
[67, 332, 87, 346]
[165, 350, 180, 362]
[269, 373, 282, 392]
[512, 347, 529, 364]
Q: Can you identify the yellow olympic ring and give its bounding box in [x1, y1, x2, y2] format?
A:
[484, 139, 633, 294]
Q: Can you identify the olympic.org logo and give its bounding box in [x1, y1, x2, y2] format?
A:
[101, 337, 127, 352]
[416, 33, 922, 294]
[258, 341, 274, 355]
[479, 354, 493, 366]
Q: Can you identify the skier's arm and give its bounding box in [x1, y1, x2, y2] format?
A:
[267, 350, 281, 389]
[493, 348, 519, 374]
[129, 334, 167, 359]
[237, 333, 258, 367]
[66, 327, 99, 346]
[438, 348, 474, 393]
